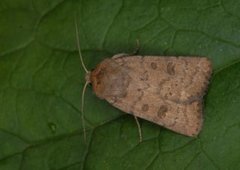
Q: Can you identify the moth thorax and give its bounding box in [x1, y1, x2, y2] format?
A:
[91, 67, 130, 101]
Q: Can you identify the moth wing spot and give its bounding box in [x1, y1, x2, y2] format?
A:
[142, 104, 149, 112]
[150, 62, 157, 70]
[157, 105, 168, 118]
[167, 62, 175, 75]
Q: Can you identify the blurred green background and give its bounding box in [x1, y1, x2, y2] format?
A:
[0, 0, 239, 169]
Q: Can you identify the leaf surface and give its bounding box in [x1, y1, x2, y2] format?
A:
[0, 0, 239, 169]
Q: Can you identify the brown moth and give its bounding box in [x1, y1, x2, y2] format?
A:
[88, 55, 212, 137]
[75, 21, 212, 140]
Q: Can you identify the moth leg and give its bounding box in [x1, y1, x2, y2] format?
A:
[112, 40, 140, 59]
[134, 116, 142, 143]
[112, 53, 129, 59]
[132, 39, 140, 55]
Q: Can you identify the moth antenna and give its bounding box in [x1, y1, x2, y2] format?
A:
[74, 18, 89, 73]
[81, 80, 89, 143]
[75, 17, 90, 143]
[134, 116, 142, 143]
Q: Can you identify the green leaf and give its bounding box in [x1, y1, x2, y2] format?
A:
[0, 0, 239, 169]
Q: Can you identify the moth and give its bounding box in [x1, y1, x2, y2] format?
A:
[75, 21, 212, 141]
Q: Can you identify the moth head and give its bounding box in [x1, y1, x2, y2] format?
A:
[85, 72, 91, 83]
[89, 61, 109, 99]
